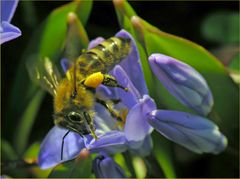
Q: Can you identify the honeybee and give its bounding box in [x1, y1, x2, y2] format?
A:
[54, 36, 131, 139]
[28, 35, 131, 159]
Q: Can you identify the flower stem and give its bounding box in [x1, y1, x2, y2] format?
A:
[123, 151, 136, 178]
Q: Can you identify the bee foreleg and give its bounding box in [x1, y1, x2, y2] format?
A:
[96, 98, 123, 122]
[102, 74, 128, 92]
[83, 112, 98, 140]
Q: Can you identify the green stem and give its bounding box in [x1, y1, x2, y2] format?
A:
[123, 151, 136, 178]
[144, 155, 165, 178]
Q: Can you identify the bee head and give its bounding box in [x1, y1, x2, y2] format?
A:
[54, 110, 93, 136]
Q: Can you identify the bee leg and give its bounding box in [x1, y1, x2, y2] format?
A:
[81, 72, 128, 91]
[61, 130, 71, 160]
[83, 112, 98, 140]
[102, 74, 128, 92]
[96, 98, 123, 122]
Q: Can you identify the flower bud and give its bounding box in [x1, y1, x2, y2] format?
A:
[93, 155, 126, 178]
[147, 110, 227, 154]
[149, 54, 213, 116]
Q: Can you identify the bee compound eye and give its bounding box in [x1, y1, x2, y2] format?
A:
[68, 112, 81, 122]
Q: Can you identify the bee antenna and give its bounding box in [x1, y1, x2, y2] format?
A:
[73, 60, 77, 96]
[61, 130, 71, 161]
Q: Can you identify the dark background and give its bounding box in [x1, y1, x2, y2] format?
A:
[1, 1, 239, 178]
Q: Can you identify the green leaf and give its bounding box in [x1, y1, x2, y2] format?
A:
[39, 0, 91, 59]
[14, 90, 45, 155]
[1, 139, 18, 160]
[113, 0, 136, 28]
[228, 52, 240, 72]
[228, 52, 240, 84]
[201, 11, 239, 44]
[23, 143, 51, 178]
[48, 152, 92, 178]
[23, 142, 40, 159]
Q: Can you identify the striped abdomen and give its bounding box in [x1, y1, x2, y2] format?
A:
[76, 37, 131, 76]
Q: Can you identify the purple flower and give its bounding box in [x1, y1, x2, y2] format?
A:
[93, 154, 126, 178]
[0, 0, 21, 44]
[149, 54, 213, 116]
[38, 30, 152, 169]
[38, 30, 227, 171]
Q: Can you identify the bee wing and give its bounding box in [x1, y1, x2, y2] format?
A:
[62, 13, 88, 62]
[26, 55, 61, 96]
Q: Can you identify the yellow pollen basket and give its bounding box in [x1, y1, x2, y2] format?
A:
[84, 72, 104, 88]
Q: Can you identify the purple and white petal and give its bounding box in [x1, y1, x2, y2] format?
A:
[147, 110, 227, 154]
[124, 95, 155, 146]
[38, 126, 86, 169]
[115, 30, 148, 95]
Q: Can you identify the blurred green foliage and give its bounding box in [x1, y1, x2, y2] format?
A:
[1, 0, 239, 178]
[201, 11, 239, 44]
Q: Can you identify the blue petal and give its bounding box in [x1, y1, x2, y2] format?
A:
[94, 105, 117, 132]
[115, 30, 148, 95]
[111, 65, 141, 109]
[60, 58, 71, 73]
[129, 135, 153, 157]
[88, 37, 105, 49]
[87, 130, 127, 154]
[0, 21, 21, 44]
[1, 0, 19, 22]
[124, 95, 155, 146]
[147, 110, 227, 154]
[93, 155, 126, 178]
[96, 84, 119, 100]
[38, 126, 87, 169]
[149, 54, 213, 116]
